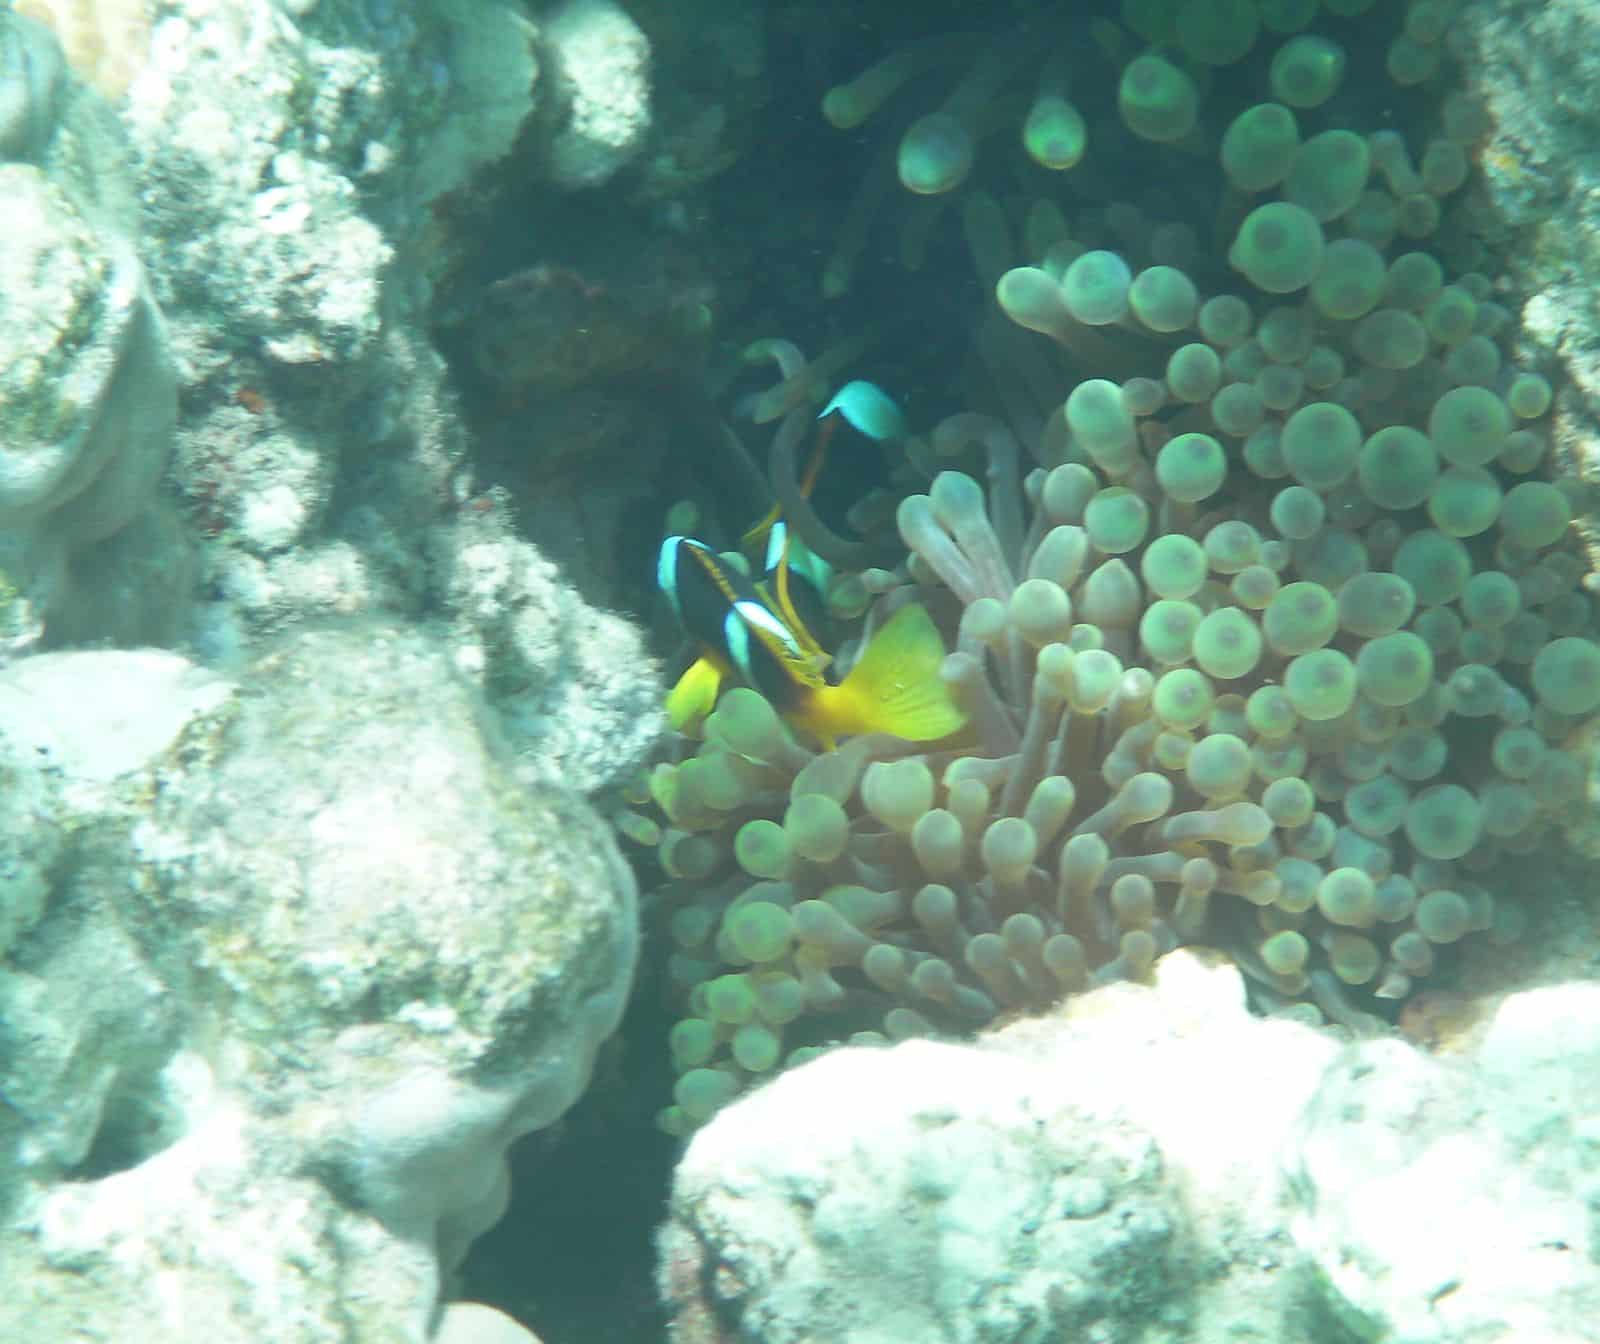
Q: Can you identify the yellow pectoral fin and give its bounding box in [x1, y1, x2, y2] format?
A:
[666, 656, 726, 736]
[805, 604, 969, 743]
[740, 503, 782, 556]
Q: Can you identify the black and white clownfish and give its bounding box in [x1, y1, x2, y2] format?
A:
[658, 378, 967, 747]
[656, 528, 967, 748]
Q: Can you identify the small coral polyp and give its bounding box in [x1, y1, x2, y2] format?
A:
[628, 0, 1600, 1134]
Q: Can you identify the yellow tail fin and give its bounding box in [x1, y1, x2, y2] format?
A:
[797, 604, 968, 742]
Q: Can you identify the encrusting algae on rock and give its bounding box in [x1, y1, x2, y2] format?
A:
[618, 0, 1600, 1136]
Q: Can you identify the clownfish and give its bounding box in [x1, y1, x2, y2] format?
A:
[656, 529, 967, 747]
